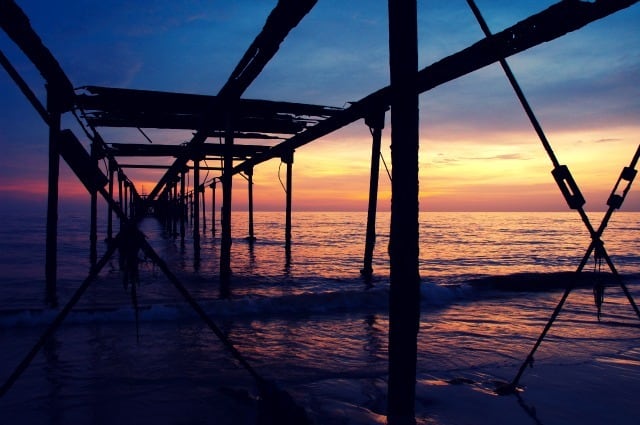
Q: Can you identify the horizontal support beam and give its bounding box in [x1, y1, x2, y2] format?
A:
[118, 164, 173, 170]
[119, 164, 223, 171]
[77, 86, 341, 119]
[205, 131, 282, 140]
[107, 143, 270, 158]
[87, 114, 308, 134]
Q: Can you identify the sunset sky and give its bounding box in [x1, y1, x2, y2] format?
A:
[1, 0, 639, 212]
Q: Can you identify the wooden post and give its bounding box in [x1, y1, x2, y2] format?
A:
[180, 170, 186, 240]
[387, 0, 420, 424]
[193, 157, 201, 264]
[282, 150, 294, 261]
[130, 185, 135, 218]
[128, 185, 133, 218]
[189, 191, 194, 225]
[162, 191, 168, 231]
[210, 179, 217, 236]
[89, 142, 98, 268]
[247, 167, 256, 242]
[172, 180, 178, 236]
[45, 86, 60, 307]
[220, 116, 234, 285]
[361, 109, 385, 279]
[123, 181, 129, 219]
[106, 158, 115, 242]
[117, 170, 124, 233]
[201, 184, 207, 233]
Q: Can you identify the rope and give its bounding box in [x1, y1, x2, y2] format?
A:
[137, 127, 153, 144]
[71, 108, 93, 141]
[593, 243, 605, 320]
[278, 160, 287, 193]
[380, 152, 392, 182]
[203, 158, 210, 183]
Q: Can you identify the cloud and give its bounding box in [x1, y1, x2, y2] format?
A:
[465, 153, 530, 161]
[432, 153, 461, 166]
[594, 138, 623, 144]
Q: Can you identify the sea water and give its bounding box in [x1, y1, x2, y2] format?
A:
[0, 208, 638, 424]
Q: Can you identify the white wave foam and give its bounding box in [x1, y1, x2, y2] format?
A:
[0, 286, 392, 328]
[421, 281, 475, 306]
[0, 280, 495, 329]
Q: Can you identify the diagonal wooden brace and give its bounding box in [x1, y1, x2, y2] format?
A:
[467, 0, 640, 394]
[0, 234, 121, 397]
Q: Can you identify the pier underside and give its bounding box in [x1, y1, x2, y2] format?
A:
[1, 0, 638, 423]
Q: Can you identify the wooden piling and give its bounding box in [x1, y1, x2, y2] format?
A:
[128, 184, 133, 218]
[123, 181, 129, 218]
[282, 150, 294, 255]
[180, 170, 186, 239]
[193, 157, 201, 264]
[201, 184, 206, 233]
[387, 0, 420, 424]
[247, 167, 256, 242]
[163, 186, 168, 231]
[117, 170, 124, 232]
[89, 142, 98, 267]
[106, 158, 115, 242]
[220, 123, 234, 283]
[45, 87, 60, 307]
[172, 180, 178, 236]
[210, 179, 217, 236]
[361, 109, 385, 279]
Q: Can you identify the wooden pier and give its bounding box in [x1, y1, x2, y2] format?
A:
[1, 0, 638, 423]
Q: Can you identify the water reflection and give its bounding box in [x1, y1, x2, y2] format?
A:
[43, 335, 62, 425]
[516, 392, 545, 425]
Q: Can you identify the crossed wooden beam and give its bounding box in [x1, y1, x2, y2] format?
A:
[502, 146, 640, 393]
[0, 128, 272, 400]
[464, 0, 640, 393]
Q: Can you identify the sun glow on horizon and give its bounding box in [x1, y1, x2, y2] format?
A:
[2, 123, 638, 213]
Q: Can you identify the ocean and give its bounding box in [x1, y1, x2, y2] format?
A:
[0, 208, 639, 424]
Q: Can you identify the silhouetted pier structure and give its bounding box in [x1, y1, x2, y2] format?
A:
[1, 0, 639, 423]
